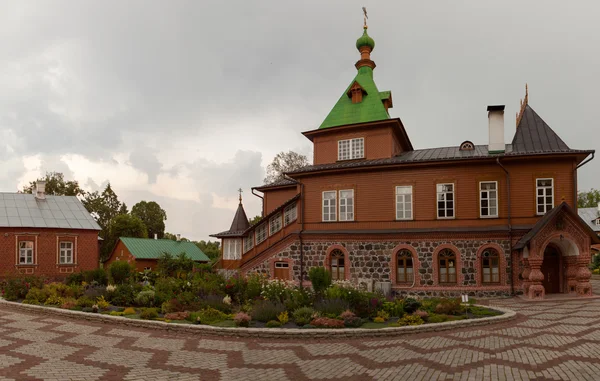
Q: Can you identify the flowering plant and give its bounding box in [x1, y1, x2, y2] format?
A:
[260, 279, 295, 303]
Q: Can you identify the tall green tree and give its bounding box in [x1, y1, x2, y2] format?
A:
[163, 232, 188, 242]
[248, 215, 262, 225]
[131, 201, 167, 239]
[196, 240, 220, 261]
[263, 151, 309, 184]
[102, 214, 148, 261]
[22, 172, 84, 196]
[577, 189, 600, 208]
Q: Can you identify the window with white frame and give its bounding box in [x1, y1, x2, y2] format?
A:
[243, 234, 254, 253]
[437, 183, 455, 218]
[536, 178, 554, 215]
[596, 218, 600, 226]
[322, 191, 337, 221]
[284, 203, 297, 225]
[255, 224, 267, 245]
[19, 241, 34, 264]
[480, 181, 498, 218]
[223, 239, 241, 260]
[339, 189, 354, 221]
[59, 241, 73, 264]
[396, 186, 413, 220]
[337, 138, 364, 160]
[269, 213, 282, 235]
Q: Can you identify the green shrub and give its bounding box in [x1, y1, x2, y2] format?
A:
[314, 298, 349, 317]
[427, 313, 450, 323]
[83, 268, 108, 286]
[292, 306, 315, 326]
[24, 287, 48, 304]
[2, 277, 44, 301]
[66, 272, 83, 286]
[140, 308, 159, 320]
[135, 290, 156, 307]
[157, 252, 194, 278]
[189, 307, 229, 325]
[76, 296, 95, 308]
[398, 314, 424, 326]
[435, 299, 462, 315]
[283, 287, 313, 311]
[382, 300, 404, 317]
[468, 306, 501, 317]
[403, 298, 421, 314]
[251, 300, 285, 323]
[44, 295, 63, 306]
[198, 294, 232, 313]
[122, 307, 136, 315]
[109, 284, 141, 306]
[110, 311, 124, 316]
[245, 273, 265, 301]
[108, 261, 133, 284]
[308, 267, 331, 295]
[266, 320, 282, 328]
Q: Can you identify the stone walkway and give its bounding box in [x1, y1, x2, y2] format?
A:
[0, 286, 599, 380]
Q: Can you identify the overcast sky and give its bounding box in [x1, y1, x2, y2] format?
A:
[1, 1, 598, 241]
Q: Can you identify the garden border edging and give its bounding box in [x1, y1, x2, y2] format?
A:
[0, 299, 516, 339]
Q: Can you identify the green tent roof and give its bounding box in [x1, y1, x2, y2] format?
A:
[319, 66, 390, 129]
[119, 237, 210, 261]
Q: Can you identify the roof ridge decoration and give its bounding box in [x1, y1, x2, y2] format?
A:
[516, 83, 529, 127]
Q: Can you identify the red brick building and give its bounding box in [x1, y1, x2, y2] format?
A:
[212, 26, 599, 299]
[0, 182, 101, 278]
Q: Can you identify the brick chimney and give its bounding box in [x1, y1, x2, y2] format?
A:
[487, 105, 505, 153]
[34, 181, 46, 200]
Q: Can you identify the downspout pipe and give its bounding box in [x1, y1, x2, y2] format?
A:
[251, 188, 265, 217]
[573, 152, 595, 207]
[496, 158, 513, 295]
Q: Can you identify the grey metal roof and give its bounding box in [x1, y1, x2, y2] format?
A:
[0, 193, 101, 230]
[512, 105, 572, 153]
[253, 178, 298, 190]
[578, 207, 600, 233]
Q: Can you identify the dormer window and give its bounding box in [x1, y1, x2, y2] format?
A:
[595, 217, 600, 226]
[347, 82, 366, 104]
[338, 138, 364, 160]
[459, 141, 475, 151]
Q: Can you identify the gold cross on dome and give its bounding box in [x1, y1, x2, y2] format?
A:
[362, 7, 368, 28]
[238, 188, 243, 203]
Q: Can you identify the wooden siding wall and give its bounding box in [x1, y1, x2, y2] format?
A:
[263, 187, 298, 216]
[312, 124, 402, 165]
[299, 157, 576, 231]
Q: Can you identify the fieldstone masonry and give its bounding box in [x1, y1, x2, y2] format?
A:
[246, 239, 512, 298]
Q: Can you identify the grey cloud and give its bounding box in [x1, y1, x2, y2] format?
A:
[128, 148, 162, 184]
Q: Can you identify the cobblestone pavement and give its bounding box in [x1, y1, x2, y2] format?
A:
[0, 285, 599, 381]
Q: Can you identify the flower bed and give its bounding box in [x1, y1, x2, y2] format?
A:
[0, 255, 503, 330]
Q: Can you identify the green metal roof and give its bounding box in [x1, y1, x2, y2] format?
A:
[119, 237, 210, 261]
[319, 66, 390, 129]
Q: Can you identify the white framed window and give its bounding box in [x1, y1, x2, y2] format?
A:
[395, 186, 413, 220]
[337, 138, 364, 160]
[437, 183, 455, 219]
[269, 213, 282, 235]
[322, 191, 337, 221]
[59, 241, 73, 264]
[223, 239, 241, 260]
[243, 234, 254, 253]
[255, 224, 267, 245]
[595, 218, 600, 226]
[480, 181, 498, 218]
[19, 241, 34, 264]
[536, 178, 554, 215]
[284, 203, 297, 226]
[339, 189, 355, 221]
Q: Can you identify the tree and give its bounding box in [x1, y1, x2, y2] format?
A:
[22, 172, 84, 197]
[101, 214, 148, 261]
[578, 189, 600, 208]
[196, 240, 220, 261]
[263, 151, 309, 184]
[131, 201, 167, 239]
[163, 232, 188, 242]
[248, 215, 262, 225]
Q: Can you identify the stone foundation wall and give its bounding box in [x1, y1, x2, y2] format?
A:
[245, 238, 513, 296]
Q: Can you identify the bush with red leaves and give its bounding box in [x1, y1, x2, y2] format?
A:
[310, 317, 345, 328]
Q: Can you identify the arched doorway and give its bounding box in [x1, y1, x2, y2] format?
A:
[541, 245, 561, 293]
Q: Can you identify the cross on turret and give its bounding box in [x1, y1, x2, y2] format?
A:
[238, 188, 243, 204]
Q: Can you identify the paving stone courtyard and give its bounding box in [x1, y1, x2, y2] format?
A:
[0, 281, 599, 381]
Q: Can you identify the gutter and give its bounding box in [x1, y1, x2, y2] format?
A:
[496, 158, 514, 296]
[573, 152, 595, 207]
[251, 189, 265, 217]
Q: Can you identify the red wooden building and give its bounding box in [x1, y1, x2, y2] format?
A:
[0, 182, 101, 278]
[212, 25, 599, 299]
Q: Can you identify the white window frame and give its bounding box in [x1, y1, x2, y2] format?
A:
[255, 223, 267, 245]
[595, 218, 600, 226]
[322, 191, 337, 222]
[243, 234, 254, 253]
[284, 203, 297, 226]
[223, 239, 241, 260]
[269, 213, 282, 235]
[19, 241, 34, 264]
[59, 241, 73, 264]
[337, 138, 364, 161]
[436, 183, 455, 219]
[536, 178, 554, 215]
[339, 189, 355, 221]
[479, 181, 499, 218]
[395, 186, 413, 220]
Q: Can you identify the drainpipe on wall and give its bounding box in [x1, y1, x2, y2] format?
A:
[251, 188, 265, 217]
[496, 158, 514, 295]
[573, 152, 595, 207]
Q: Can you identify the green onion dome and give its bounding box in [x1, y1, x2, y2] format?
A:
[356, 27, 375, 51]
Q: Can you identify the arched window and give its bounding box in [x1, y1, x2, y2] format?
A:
[438, 249, 457, 284]
[459, 140, 475, 151]
[330, 250, 346, 280]
[396, 250, 414, 283]
[481, 248, 500, 283]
